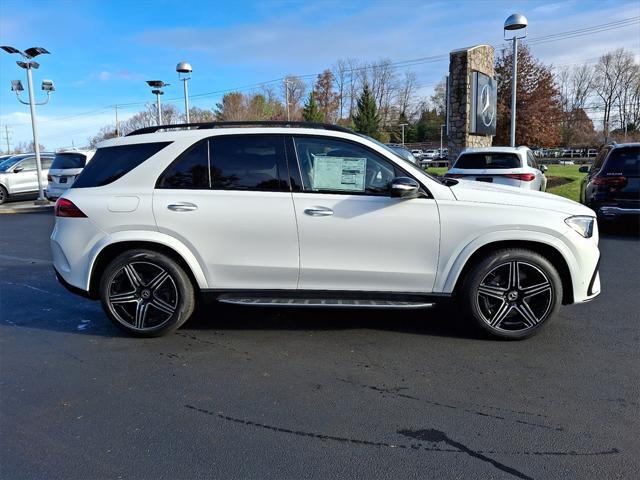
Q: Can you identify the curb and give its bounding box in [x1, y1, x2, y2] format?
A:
[0, 205, 54, 214]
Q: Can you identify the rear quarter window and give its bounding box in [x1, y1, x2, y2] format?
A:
[72, 142, 171, 188]
[454, 153, 521, 169]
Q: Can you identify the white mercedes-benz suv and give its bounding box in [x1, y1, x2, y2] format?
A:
[51, 122, 601, 339]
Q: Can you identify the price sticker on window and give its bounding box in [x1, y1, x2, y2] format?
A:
[311, 156, 366, 192]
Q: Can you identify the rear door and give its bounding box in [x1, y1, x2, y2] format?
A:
[11, 157, 38, 193]
[289, 135, 440, 293]
[153, 134, 299, 290]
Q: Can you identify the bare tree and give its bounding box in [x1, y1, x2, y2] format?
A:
[396, 71, 417, 118]
[592, 48, 632, 139]
[332, 60, 349, 121]
[614, 56, 639, 138]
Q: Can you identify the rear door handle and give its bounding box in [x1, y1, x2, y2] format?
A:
[167, 202, 198, 212]
[304, 206, 334, 217]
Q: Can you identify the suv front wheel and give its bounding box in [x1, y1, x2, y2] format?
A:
[99, 249, 196, 337]
[462, 249, 562, 339]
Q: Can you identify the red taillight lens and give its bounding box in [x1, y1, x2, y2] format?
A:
[592, 176, 627, 187]
[47, 174, 52, 182]
[504, 173, 536, 181]
[55, 198, 87, 218]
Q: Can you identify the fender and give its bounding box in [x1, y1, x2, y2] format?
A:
[87, 230, 209, 290]
[437, 228, 579, 294]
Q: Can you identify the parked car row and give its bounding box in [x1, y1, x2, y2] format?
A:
[0, 149, 95, 204]
[533, 147, 598, 159]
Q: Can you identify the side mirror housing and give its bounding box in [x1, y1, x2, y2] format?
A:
[13, 166, 24, 173]
[390, 177, 420, 199]
[540, 165, 548, 173]
[578, 166, 589, 174]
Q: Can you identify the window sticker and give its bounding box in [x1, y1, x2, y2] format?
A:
[311, 155, 366, 192]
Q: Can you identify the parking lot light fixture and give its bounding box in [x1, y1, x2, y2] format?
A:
[176, 62, 192, 124]
[399, 123, 408, 146]
[503, 13, 528, 148]
[2, 45, 53, 204]
[146, 80, 170, 126]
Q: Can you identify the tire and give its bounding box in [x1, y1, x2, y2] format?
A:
[99, 249, 196, 337]
[461, 249, 562, 340]
[0, 185, 7, 205]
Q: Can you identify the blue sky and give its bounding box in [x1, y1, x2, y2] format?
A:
[1, 0, 639, 149]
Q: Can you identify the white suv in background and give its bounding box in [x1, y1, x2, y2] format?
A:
[51, 122, 600, 339]
[445, 146, 548, 191]
[47, 149, 95, 200]
[0, 152, 54, 204]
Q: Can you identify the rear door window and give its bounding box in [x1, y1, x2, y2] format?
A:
[73, 142, 171, 188]
[454, 153, 521, 169]
[51, 153, 87, 169]
[157, 141, 210, 189]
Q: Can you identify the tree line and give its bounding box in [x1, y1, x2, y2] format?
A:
[87, 47, 639, 149]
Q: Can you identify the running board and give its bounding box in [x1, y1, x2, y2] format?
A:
[218, 296, 435, 309]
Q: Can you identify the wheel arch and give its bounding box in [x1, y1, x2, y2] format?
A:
[88, 239, 206, 299]
[447, 239, 574, 305]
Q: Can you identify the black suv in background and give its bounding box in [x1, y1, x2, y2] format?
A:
[580, 143, 640, 221]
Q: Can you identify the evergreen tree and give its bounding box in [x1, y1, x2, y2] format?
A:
[302, 92, 324, 122]
[353, 84, 380, 138]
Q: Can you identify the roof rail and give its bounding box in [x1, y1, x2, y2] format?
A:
[126, 121, 354, 136]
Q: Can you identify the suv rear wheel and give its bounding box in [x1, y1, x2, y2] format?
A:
[99, 249, 196, 337]
[462, 249, 562, 339]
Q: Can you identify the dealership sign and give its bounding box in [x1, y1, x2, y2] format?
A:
[470, 71, 497, 135]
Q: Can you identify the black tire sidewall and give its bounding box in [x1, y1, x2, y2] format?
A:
[462, 249, 563, 340]
[0, 185, 7, 205]
[99, 249, 195, 337]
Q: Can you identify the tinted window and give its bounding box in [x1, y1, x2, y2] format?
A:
[17, 158, 37, 171]
[158, 141, 210, 189]
[592, 148, 609, 171]
[211, 135, 286, 191]
[42, 157, 53, 169]
[454, 153, 521, 169]
[294, 136, 398, 195]
[73, 142, 170, 188]
[51, 153, 87, 169]
[603, 147, 639, 177]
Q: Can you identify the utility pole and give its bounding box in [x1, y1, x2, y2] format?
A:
[114, 104, 120, 137]
[440, 124, 446, 158]
[284, 79, 290, 122]
[399, 123, 408, 146]
[4, 125, 11, 154]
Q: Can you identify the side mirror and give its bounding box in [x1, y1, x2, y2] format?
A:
[578, 166, 589, 174]
[390, 177, 420, 198]
[540, 165, 548, 173]
[13, 166, 24, 173]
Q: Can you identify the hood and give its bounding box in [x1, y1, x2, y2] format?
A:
[450, 179, 595, 216]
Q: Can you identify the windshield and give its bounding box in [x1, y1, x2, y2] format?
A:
[0, 157, 22, 172]
[51, 153, 87, 169]
[356, 133, 444, 183]
[454, 152, 520, 169]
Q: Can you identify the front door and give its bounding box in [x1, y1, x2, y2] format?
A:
[153, 134, 299, 290]
[290, 135, 440, 293]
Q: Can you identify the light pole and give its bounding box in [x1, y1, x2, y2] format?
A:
[284, 79, 291, 122]
[176, 62, 192, 124]
[1, 45, 53, 204]
[399, 123, 408, 146]
[504, 13, 528, 147]
[440, 124, 446, 158]
[146, 80, 169, 126]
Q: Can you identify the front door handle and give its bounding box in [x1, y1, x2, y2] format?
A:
[304, 206, 334, 217]
[167, 202, 198, 212]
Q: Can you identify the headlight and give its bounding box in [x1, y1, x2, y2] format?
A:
[565, 216, 595, 238]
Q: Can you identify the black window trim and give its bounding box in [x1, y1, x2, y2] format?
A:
[288, 133, 432, 198]
[155, 133, 291, 192]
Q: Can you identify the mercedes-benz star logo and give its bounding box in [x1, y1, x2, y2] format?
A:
[480, 84, 495, 127]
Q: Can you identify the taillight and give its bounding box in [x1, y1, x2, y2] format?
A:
[592, 176, 627, 187]
[504, 173, 536, 181]
[47, 174, 52, 182]
[55, 198, 87, 218]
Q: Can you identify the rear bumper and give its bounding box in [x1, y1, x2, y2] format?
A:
[598, 206, 640, 218]
[53, 266, 93, 299]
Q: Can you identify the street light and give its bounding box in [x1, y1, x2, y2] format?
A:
[1, 45, 53, 204]
[504, 13, 528, 147]
[440, 124, 446, 159]
[146, 80, 170, 126]
[176, 62, 192, 123]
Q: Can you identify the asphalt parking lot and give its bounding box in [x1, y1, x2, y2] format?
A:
[1, 212, 639, 480]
